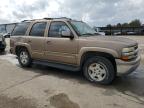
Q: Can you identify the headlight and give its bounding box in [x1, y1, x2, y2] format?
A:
[121, 46, 138, 61]
[122, 48, 131, 53]
[122, 47, 135, 53]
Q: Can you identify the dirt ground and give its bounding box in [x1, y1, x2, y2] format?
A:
[0, 37, 144, 108]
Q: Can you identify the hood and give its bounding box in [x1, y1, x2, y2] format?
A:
[80, 36, 137, 47]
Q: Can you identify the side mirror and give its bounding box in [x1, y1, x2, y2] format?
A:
[61, 31, 74, 39]
[4, 33, 11, 38]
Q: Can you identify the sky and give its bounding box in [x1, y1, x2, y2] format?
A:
[0, 0, 144, 26]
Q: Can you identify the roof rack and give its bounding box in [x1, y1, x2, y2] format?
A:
[21, 18, 45, 22]
[43, 17, 72, 20]
[21, 17, 72, 22]
[21, 19, 36, 22]
[43, 18, 53, 20]
[21, 20, 29, 22]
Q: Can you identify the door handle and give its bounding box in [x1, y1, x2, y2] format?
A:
[28, 40, 31, 43]
[47, 41, 51, 44]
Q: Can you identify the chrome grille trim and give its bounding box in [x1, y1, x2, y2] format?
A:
[122, 45, 138, 60]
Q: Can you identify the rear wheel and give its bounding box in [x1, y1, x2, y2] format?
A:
[17, 48, 32, 67]
[83, 56, 115, 85]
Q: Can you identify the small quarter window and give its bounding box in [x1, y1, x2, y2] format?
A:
[12, 22, 30, 36]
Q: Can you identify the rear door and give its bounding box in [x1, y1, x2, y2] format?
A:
[25, 22, 47, 59]
[11, 22, 30, 50]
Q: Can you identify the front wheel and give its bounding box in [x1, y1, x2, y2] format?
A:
[83, 56, 115, 85]
[18, 48, 32, 67]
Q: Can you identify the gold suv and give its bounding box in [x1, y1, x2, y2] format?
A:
[10, 17, 141, 84]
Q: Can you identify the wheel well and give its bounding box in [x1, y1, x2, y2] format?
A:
[15, 46, 27, 56]
[81, 51, 117, 72]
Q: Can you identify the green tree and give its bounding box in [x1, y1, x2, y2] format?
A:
[106, 24, 112, 27]
[129, 19, 141, 27]
[122, 23, 129, 27]
[116, 23, 121, 27]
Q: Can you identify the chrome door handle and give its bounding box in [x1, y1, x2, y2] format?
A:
[47, 41, 51, 44]
[28, 40, 31, 43]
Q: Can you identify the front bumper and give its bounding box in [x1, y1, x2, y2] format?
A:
[116, 56, 141, 76]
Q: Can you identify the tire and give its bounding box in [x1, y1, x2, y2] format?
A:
[83, 56, 115, 85]
[17, 48, 32, 67]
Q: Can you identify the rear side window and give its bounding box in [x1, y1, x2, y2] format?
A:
[12, 22, 30, 36]
[29, 22, 46, 36]
[6, 24, 16, 34]
[0, 25, 6, 34]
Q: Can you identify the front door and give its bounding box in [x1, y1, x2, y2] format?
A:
[44, 21, 78, 65]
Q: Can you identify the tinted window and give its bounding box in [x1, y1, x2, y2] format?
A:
[0, 25, 6, 34]
[12, 22, 30, 36]
[49, 22, 71, 37]
[29, 22, 46, 36]
[6, 24, 16, 34]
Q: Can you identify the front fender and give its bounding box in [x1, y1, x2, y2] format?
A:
[77, 47, 119, 65]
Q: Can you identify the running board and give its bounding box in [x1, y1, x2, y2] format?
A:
[33, 60, 80, 72]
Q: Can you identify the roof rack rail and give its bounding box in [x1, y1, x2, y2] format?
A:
[43, 18, 53, 20]
[22, 18, 44, 22]
[43, 17, 72, 20]
[21, 19, 35, 22]
[21, 20, 29, 22]
[21, 17, 72, 22]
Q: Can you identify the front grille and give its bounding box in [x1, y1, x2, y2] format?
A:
[122, 45, 139, 61]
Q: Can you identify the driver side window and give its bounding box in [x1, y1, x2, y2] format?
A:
[48, 21, 71, 37]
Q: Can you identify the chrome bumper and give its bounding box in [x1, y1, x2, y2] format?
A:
[116, 56, 141, 76]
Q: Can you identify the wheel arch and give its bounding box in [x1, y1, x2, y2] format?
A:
[15, 44, 31, 56]
[80, 51, 117, 73]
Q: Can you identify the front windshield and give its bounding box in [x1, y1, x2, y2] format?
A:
[70, 21, 97, 36]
